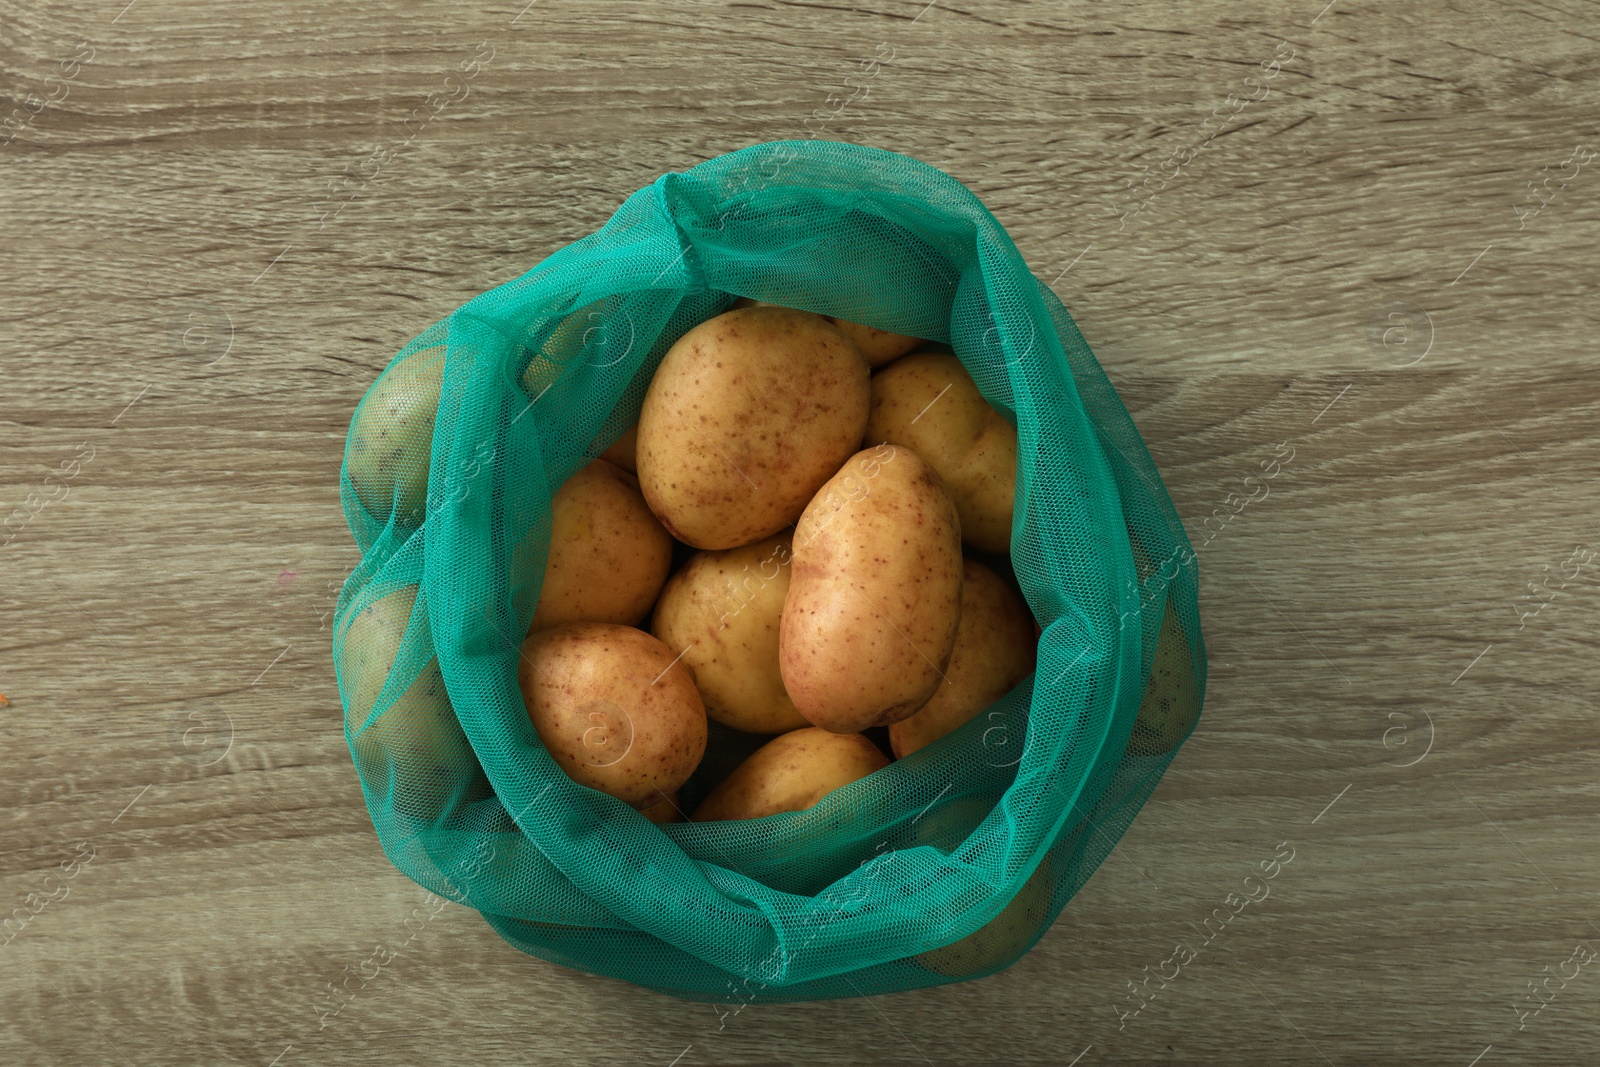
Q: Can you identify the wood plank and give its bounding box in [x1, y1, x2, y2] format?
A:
[3, 0, 1598, 1063]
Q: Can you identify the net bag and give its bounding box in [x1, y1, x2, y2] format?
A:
[334, 139, 1205, 1002]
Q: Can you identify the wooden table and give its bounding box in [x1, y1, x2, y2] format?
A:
[4, 1, 1597, 1063]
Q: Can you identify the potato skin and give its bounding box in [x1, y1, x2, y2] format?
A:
[917, 856, 1055, 976]
[780, 444, 964, 733]
[829, 318, 923, 368]
[527, 459, 673, 633]
[345, 345, 445, 526]
[337, 585, 485, 820]
[1127, 601, 1202, 757]
[651, 535, 808, 735]
[733, 297, 920, 367]
[888, 560, 1037, 758]
[517, 623, 707, 808]
[636, 306, 870, 550]
[907, 795, 1056, 977]
[640, 789, 683, 824]
[866, 353, 1018, 554]
[522, 299, 619, 398]
[598, 424, 638, 473]
[692, 727, 889, 821]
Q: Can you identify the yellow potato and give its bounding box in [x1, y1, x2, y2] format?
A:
[1127, 525, 1158, 585]
[517, 623, 707, 808]
[522, 299, 617, 399]
[866, 353, 1018, 554]
[651, 535, 808, 735]
[780, 445, 963, 732]
[888, 560, 1037, 758]
[828, 318, 924, 368]
[526, 459, 673, 633]
[345, 345, 445, 527]
[692, 727, 888, 821]
[337, 585, 486, 821]
[733, 297, 920, 367]
[598, 423, 637, 473]
[1127, 600, 1202, 757]
[909, 795, 1057, 977]
[639, 789, 683, 824]
[918, 856, 1055, 976]
[636, 306, 869, 549]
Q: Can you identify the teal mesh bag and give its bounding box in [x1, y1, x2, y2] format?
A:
[334, 140, 1205, 1002]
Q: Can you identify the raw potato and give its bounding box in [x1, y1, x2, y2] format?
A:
[888, 560, 1037, 758]
[635, 306, 870, 549]
[337, 585, 485, 821]
[651, 535, 808, 735]
[1127, 601, 1202, 757]
[692, 727, 889, 821]
[517, 623, 707, 808]
[346, 345, 445, 526]
[918, 857, 1055, 976]
[780, 444, 964, 732]
[599, 423, 638, 473]
[522, 299, 621, 399]
[866, 353, 1018, 554]
[909, 796, 1056, 977]
[1127, 525, 1158, 585]
[734, 297, 920, 367]
[640, 789, 683, 824]
[527, 459, 673, 633]
[828, 318, 924, 368]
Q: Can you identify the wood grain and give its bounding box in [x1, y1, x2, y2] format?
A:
[4, 0, 1599, 1063]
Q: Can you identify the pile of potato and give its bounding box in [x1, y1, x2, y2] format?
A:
[340, 300, 1201, 829]
[337, 296, 1203, 975]
[509, 301, 1055, 824]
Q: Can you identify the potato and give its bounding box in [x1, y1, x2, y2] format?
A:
[734, 297, 920, 367]
[640, 789, 683, 824]
[527, 459, 673, 633]
[866, 353, 1017, 554]
[651, 535, 808, 735]
[918, 856, 1055, 976]
[517, 623, 707, 807]
[909, 795, 1057, 976]
[599, 423, 637, 473]
[345, 345, 445, 526]
[888, 560, 1037, 758]
[636, 306, 869, 549]
[337, 585, 486, 820]
[780, 444, 963, 733]
[1127, 600, 1202, 757]
[1127, 525, 1159, 585]
[522, 299, 616, 399]
[828, 318, 924, 368]
[692, 727, 888, 821]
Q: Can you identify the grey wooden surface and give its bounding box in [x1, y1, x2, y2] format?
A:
[3, 0, 1599, 1063]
